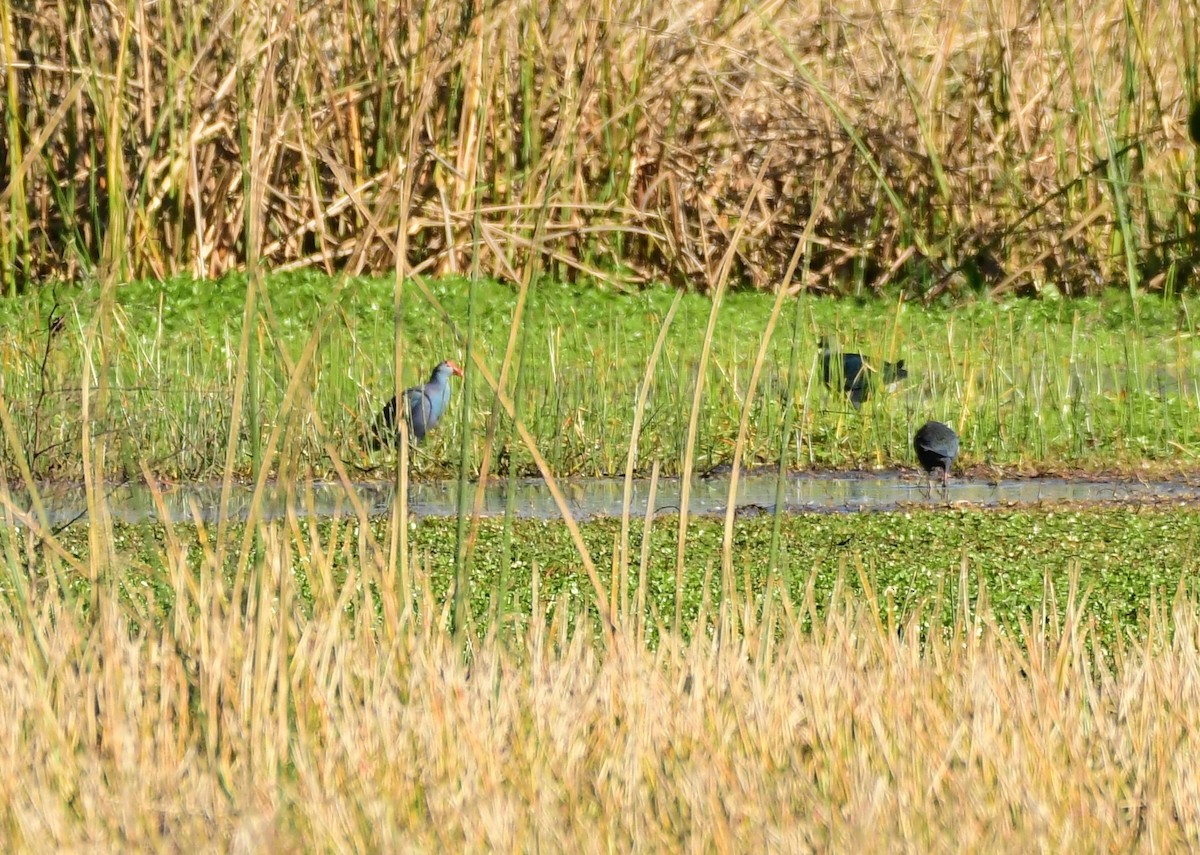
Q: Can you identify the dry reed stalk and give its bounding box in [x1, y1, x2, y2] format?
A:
[675, 157, 770, 632]
[619, 290, 682, 590]
[721, 159, 840, 576]
[1, 0, 1192, 295]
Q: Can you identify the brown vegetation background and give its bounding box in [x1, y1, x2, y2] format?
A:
[1, 0, 1197, 296]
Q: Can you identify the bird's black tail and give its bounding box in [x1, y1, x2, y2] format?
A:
[368, 396, 399, 449]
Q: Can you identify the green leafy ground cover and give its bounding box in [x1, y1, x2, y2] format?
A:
[4, 274, 1200, 482]
[41, 505, 1198, 648]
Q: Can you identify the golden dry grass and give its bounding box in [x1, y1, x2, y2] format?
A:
[3, 0, 1197, 295]
[1, 511, 1199, 851]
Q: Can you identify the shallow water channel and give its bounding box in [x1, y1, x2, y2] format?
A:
[8, 471, 1200, 528]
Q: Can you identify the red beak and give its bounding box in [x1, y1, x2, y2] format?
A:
[448, 360, 464, 377]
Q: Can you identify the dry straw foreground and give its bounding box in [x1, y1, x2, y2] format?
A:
[2, 0, 1197, 295]
[0, 505, 1198, 851]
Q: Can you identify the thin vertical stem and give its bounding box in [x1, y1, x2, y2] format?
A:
[674, 158, 771, 633]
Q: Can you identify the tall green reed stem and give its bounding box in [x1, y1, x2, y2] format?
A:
[674, 160, 770, 633]
[619, 290, 682, 616]
[723, 162, 836, 580]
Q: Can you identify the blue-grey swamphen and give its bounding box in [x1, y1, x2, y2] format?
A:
[913, 420, 959, 497]
[373, 359, 464, 447]
[820, 336, 907, 408]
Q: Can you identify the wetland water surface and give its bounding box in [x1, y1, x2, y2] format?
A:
[8, 472, 1200, 527]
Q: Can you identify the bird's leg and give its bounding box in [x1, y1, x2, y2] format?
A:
[940, 466, 950, 502]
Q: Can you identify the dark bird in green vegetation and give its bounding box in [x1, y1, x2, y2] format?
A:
[914, 420, 959, 498]
[820, 336, 908, 408]
[373, 359, 464, 447]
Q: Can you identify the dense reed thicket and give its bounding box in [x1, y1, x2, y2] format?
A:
[2, 0, 1197, 297]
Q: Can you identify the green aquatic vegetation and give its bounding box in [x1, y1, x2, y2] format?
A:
[4, 274, 1200, 482]
[35, 505, 1200, 647]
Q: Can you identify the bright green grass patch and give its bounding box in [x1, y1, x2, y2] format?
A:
[4, 273, 1200, 480]
[38, 506, 1200, 647]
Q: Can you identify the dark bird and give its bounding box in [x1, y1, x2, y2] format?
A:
[820, 337, 908, 408]
[913, 420, 959, 497]
[373, 359, 464, 447]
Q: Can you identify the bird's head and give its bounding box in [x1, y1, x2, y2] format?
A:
[439, 359, 465, 378]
